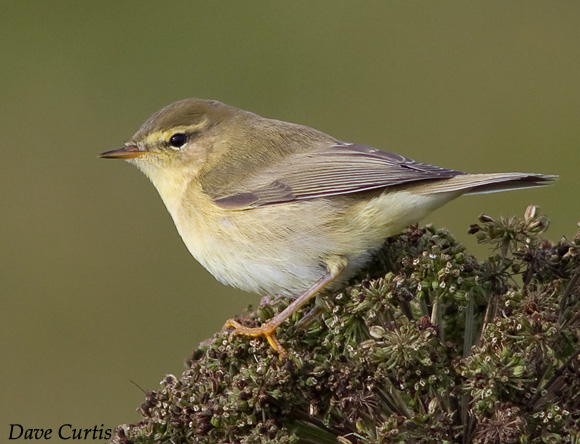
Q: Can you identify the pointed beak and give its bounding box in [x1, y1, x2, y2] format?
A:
[99, 144, 146, 159]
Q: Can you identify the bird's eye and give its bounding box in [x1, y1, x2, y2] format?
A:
[169, 133, 187, 148]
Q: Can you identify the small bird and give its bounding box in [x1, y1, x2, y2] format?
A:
[101, 98, 555, 356]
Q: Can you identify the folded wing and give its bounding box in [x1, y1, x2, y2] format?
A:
[212, 144, 465, 209]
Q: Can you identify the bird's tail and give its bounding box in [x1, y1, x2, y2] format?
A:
[415, 173, 557, 195]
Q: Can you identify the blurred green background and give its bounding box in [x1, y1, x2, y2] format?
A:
[1, 1, 578, 441]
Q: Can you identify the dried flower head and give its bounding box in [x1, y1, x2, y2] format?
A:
[112, 207, 580, 444]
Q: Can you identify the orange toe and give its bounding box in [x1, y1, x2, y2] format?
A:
[223, 318, 287, 357]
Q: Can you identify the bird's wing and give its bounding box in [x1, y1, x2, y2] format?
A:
[211, 143, 465, 210]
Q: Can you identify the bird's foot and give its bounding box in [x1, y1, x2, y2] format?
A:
[223, 318, 287, 358]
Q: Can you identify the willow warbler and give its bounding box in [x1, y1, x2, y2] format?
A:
[101, 98, 555, 355]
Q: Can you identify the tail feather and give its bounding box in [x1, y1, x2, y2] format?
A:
[415, 173, 557, 195]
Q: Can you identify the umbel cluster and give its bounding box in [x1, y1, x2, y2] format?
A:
[112, 207, 580, 443]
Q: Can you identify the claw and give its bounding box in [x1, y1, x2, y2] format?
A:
[223, 318, 288, 357]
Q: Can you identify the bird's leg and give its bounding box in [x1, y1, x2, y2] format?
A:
[224, 257, 347, 357]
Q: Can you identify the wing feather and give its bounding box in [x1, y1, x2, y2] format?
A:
[212, 143, 464, 209]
